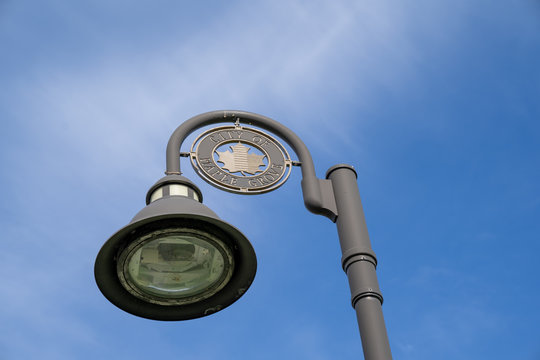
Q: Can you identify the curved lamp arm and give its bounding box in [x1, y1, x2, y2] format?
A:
[165, 110, 338, 221]
[165, 110, 392, 359]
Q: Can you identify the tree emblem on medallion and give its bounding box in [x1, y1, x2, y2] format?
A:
[216, 143, 266, 175]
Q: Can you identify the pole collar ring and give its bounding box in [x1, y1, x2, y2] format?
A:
[341, 247, 378, 271]
[325, 163, 357, 179]
[351, 289, 384, 307]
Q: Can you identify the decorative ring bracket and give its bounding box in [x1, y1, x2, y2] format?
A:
[190, 125, 292, 194]
[166, 110, 338, 221]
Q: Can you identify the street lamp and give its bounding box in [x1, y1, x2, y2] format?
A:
[95, 110, 392, 360]
[94, 174, 257, 320]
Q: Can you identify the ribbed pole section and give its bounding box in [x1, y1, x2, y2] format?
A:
[326, 164, 392, 360]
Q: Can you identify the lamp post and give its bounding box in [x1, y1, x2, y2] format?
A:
[95, 110, 392, 360]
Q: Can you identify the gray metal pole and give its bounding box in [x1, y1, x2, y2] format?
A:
[166, 111, 392, 358]
[326, 164, 392, 360]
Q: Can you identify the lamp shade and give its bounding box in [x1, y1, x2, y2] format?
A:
[94, 176, 257, 320]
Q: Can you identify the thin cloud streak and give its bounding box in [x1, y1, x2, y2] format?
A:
[2, 1, 538, 359]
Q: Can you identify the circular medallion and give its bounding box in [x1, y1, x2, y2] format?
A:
[190, 125, 292, 194]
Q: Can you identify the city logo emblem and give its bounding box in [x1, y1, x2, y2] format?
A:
[217, 143, 265, 175]
[190, 125, 292, 194]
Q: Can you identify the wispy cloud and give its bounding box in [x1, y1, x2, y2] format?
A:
[4, 1, 536, 359]
[1, 2, 456, 352]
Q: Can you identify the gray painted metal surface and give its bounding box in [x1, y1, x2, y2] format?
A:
[166, 111, 392, 359]
[327, 164, 392, 359]
[165, 110, 338, 221]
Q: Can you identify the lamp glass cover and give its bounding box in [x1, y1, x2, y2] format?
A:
[119, 229, 234, 304]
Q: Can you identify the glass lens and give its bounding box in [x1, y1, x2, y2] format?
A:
[124, 232, 231, 301]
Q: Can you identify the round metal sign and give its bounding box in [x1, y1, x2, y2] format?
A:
[190, 125, 292, 194]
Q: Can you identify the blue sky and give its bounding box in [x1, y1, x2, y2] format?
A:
[1, 1, 539, 359]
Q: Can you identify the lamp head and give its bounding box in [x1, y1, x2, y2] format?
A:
[95, 175, 257, 320]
